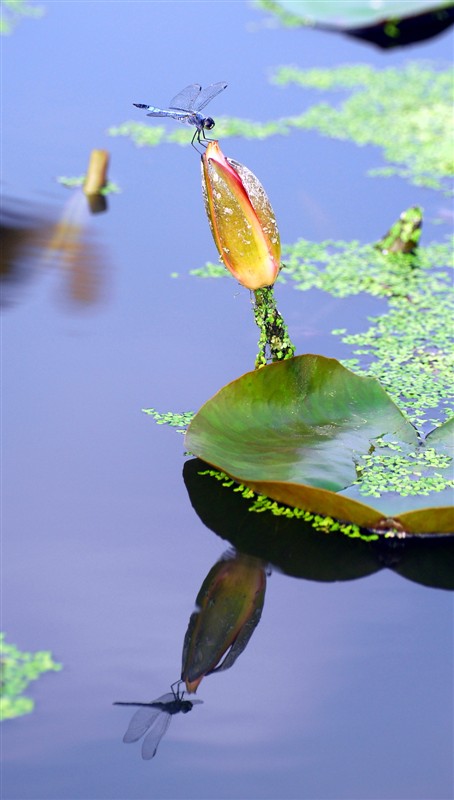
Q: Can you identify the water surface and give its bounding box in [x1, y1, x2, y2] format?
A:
[3, 2, 453, 799]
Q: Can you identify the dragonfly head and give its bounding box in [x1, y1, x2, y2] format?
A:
[203, 117, 215, 131]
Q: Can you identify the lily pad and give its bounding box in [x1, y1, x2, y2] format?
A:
[183, 459, 454, 590]
[269, 0, 451, 27]
[258, 1, 454, 48]
[426, 416, 454, 453]
[185, 355, 453, 533]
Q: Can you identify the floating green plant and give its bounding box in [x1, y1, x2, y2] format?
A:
[128, 66, 452, 531]
[0, 634, 62, 720]
[185, 354, 453, 533]
[184, 205, 451, 527]
[108, 121, 166, 147]
[0, 0, 43, 35]
[354, 438, 453, 498]
[197, 467, 376, 540]
[111, 63, 453, 193]
[283, 236, 454, 430]
[272, 62, 454, 193]
[149, 216, 453, 530]
[57, 176, 120, 195]
[193, 235, 453, 431]
[142, 408, 194, 431]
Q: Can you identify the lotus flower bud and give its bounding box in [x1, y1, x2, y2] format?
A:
[201, 141, 280, 290]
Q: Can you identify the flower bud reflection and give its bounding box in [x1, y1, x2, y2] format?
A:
[181, 550, 267, 693]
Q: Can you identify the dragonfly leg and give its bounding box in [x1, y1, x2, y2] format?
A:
[199, 127, 217, 148]
[170, 679, 184, 699]
[190, 128, 205, 154]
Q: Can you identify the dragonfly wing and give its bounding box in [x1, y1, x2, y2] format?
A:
[194, 82, 228, 112]
[143, 109, 188, 119]
[122, 706, 162, 743]
[169, 84, 202, 112]
[149, 692, 176, 704]
[141, 712, 172, 760]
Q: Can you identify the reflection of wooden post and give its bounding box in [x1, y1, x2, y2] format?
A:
[83, 150, 109, 213]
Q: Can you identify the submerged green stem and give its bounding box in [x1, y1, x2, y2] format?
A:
[253, 286, 295, 369]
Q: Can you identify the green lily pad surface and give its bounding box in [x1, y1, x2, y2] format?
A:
[185, 355, 453, 533]
[266, 0, 450, 27]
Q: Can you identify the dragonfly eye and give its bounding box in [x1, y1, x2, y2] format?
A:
[204, 117, 215, 130]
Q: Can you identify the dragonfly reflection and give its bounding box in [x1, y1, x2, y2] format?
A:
[133, 82, 227, 147]
[114, 681, 203, 760]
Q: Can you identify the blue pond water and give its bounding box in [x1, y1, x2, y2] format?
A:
[2, 2, 453, 799]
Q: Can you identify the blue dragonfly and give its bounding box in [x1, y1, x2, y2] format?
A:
[114, 681, 203, 760]
[133, 82, 228, 147]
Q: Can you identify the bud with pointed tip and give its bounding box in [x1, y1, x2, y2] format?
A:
[201, 141, 280, 291]
[181, 551, 267, 693]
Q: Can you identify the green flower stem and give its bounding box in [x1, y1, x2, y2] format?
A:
[253, 286, 295, 369]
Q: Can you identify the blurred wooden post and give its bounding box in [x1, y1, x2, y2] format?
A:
[83, 149, 109, 213]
